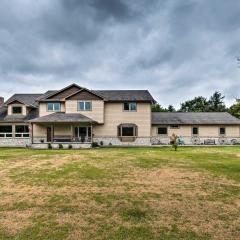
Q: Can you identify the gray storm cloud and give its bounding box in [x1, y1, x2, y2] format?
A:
[0, 0, 239, 107]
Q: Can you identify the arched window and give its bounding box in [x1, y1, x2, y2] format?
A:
[117, 124, 138, 142]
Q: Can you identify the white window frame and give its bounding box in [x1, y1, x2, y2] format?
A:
[0, 125, 13, 138]
[123, 102, 137, 112]
[47, 102, 61, 112]
[77, 101, 92, 111]
[15, 125, 30, 138]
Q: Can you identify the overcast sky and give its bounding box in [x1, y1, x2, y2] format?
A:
[0, 0, 240, 107]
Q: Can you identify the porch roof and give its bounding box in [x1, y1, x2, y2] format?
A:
[29, 112, 97, 123]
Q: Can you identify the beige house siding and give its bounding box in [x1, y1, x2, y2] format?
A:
[32, 124, 46, 138]
[7, 104, 27, 115]
[151, 125, 240, 137]
[54, 125, 72, 136]
[39, 102, 66, 117]
[93, 103, 151, 137]
[65, 100, 104, 123]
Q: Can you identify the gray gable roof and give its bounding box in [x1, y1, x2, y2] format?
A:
[93, 90, 155, 102]
[38, 89, 155, 102]
[152, 112, 240, 125]
[29, 112, 96, 123]
[0, 107, 38, 122]
[36, 91, 57, 101]
[5, 94, 43, 107]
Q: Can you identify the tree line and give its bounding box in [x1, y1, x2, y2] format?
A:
[152, 91, 240, 118]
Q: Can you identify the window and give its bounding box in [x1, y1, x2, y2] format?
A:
[47, 102, 61, 112]
[12, 106, 22, 114]
[123, 102, 137, 111]
[219, 127, 226, 136]
[122, 127, 134, 136]
[78, 101, 92, 111]
[170, 125, 179, 129]
[118, 124, 138, 142]
[0, 125, 12, 138]
[158, 127, 168, 135]
[15, 125, 29, 138]
[192, 127, 199, 135]
[74, 127, 92, 142]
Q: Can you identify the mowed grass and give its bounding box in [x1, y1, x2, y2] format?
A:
[0, 147, 239, 240]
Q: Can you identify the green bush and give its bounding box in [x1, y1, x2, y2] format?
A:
[68, 144, 73, 149]
[59, 144, 63, 149]
[48, 143, 52, 149]
[92, 142, 99, 148]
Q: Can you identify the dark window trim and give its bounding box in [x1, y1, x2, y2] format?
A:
[157, 126, 168, 135]
[123, 102, 137, 112]
[192, 126, 199, 136]
[219, 126, 226, 136]
[117, 124, 138, 142]
[12, 106, 23, 114]
[170, 125, 180, 129]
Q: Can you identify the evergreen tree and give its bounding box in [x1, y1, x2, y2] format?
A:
[151, 103, 168, 112]
[208, 91, 226, 112]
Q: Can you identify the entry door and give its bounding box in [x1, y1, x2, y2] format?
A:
[47, 127, 52, 142]
[79, 127, 87, 142]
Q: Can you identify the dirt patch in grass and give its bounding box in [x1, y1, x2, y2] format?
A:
[0, 210, 34, 235]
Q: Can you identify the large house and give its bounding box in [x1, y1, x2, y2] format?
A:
[0, 83, 240, 148]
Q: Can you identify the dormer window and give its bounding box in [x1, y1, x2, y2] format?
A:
[12, 106, 22, 114]
[47, 102, 61, 112]
[123, 102, 137, 111]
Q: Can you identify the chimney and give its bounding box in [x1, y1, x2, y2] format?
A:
[0, 97, 4, 107]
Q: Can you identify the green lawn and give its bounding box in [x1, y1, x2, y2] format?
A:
[0, 147, 239, 240]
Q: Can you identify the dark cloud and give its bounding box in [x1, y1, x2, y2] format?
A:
[0, 0, 239, 107]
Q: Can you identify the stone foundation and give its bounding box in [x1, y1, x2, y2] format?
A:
[31, 143, 91, 149]
[0, 138, 31, 147]
[151, 136, 240, 145]
[93, 137, 151, 146]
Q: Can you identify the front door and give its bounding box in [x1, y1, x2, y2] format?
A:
[47, 127, 52, 142]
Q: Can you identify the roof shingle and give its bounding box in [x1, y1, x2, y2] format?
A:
[152, 112, 240, 125]
[29, 112, 96, 123]
[4, 94, 42, 107]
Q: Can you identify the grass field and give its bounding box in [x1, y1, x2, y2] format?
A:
[0, 147, 239, 240]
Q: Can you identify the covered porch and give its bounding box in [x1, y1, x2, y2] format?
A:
[30, 113, 97, 146]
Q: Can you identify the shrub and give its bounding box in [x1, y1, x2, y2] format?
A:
[40, 139, 44, 143]
[92, 142, 99, 148]
[100, 141, 104, 146]
[170, 133, 178, 151]
[48, 143, 52, 149]
[109, 142, 112, 146]
[59, 144, 63, 149]
[68, 144, 73, 149]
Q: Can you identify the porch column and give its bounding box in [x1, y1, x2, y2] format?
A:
[51, 124, 54, 143]
[71, 125, 74, 142]
[31, 123, 33, 144]
[91, 123, 93, 143]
